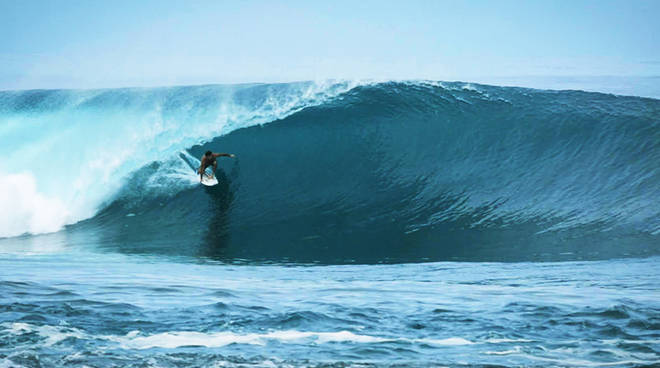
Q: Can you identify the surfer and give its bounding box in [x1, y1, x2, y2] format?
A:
[198, 150, 235, 181]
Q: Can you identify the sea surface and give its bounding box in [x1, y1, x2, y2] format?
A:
[1, 81, 659, 367]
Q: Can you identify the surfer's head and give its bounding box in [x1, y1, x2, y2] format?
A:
[205, 151, 213, 157]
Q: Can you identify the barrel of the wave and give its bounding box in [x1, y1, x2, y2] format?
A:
[0, 81, 353, 239]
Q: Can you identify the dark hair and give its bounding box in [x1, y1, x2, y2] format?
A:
[205, 150, 213, 157]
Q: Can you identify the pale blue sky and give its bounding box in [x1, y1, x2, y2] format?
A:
[1, 0, 659, 90]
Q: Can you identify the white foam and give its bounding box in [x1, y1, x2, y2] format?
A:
[486, 338, 534, 344]
[109, 329, 473, 349]
[4, 322, 86, 346]
[0, 173, 70, 238]
[113, 330, 388, 349]
[0, 359, 27, 368]
[3, 322, 475, 355]
[484, 347, 522, 355]
[8, 322, 31, 333]
[420, 337, 474, 346]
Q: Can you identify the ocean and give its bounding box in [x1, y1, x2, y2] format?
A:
[1, 81, 659, 367]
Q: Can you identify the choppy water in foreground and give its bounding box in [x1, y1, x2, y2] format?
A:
[1, 253, 658, 367]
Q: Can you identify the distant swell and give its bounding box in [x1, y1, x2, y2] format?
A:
[2, 81, 660, 262]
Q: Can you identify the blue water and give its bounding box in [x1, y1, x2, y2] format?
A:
[1, 81, 659, 366]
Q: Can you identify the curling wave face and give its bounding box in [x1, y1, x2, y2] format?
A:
[1, 81, 659, 263]
[0, 81, 359, 238]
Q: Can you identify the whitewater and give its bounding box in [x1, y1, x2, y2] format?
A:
[1, 80, 659, 367]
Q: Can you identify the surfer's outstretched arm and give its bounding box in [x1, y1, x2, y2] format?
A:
[213, 153, 235, 158]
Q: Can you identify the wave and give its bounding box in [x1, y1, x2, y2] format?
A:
[2, 81, 660, 262]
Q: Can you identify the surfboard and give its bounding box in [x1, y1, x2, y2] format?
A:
[200, 174, 218, 186]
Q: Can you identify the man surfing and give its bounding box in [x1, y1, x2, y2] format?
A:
[198, 150, 235, 182]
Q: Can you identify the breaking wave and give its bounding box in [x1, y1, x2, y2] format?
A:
[1, 81, 659, 262]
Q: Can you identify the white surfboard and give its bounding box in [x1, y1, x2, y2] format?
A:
[200, 174, 218, 186]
